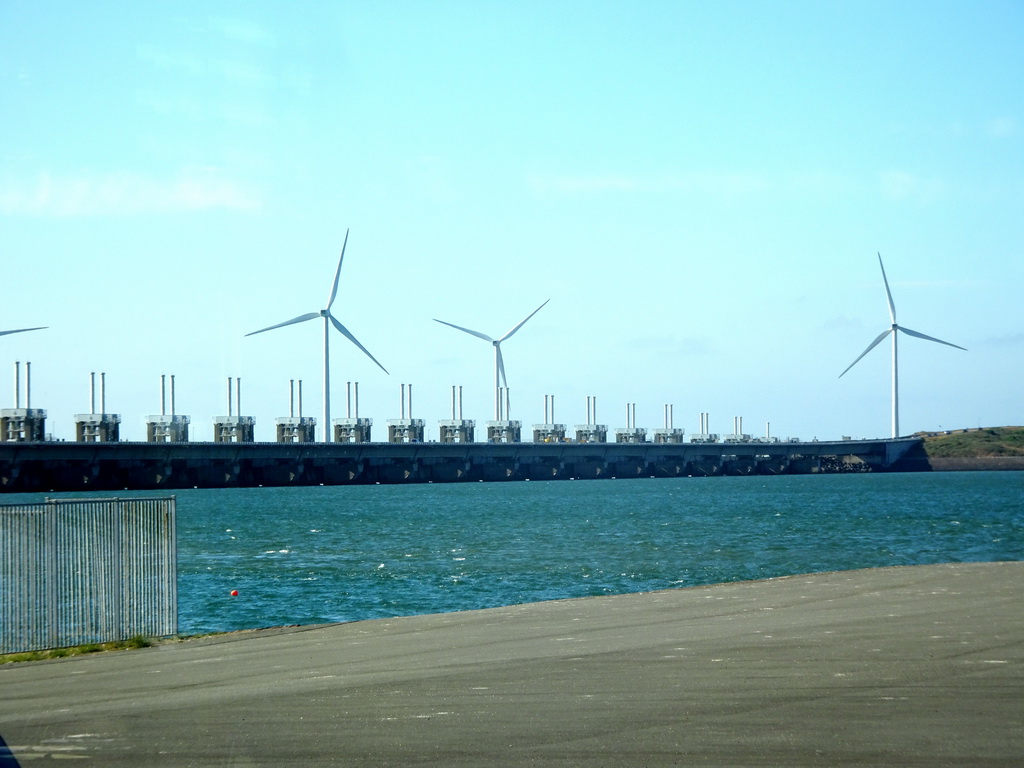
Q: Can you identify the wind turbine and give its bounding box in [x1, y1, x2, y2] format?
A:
[0, 326, 46, 337]
[434, 299, 549, 420]
[839, 253, 966, 439]
[245, 230, 388, 442]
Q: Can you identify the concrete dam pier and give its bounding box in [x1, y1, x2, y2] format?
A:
[0, 438, 924, 493]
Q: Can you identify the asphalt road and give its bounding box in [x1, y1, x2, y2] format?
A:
[2, 562, 1022, 766]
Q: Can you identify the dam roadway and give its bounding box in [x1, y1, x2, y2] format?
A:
[0, 437, 924, 493]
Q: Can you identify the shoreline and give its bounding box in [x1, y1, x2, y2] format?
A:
[926, 456, 1024, 471]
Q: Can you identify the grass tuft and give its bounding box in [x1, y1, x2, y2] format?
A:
[1, 636, 153, 665]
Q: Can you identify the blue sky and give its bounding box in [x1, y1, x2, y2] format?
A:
[1, 0, 1021, 442]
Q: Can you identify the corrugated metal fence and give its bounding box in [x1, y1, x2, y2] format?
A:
[0, 497, 176, 654]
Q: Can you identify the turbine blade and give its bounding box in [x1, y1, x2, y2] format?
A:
[496, 344, 508, 389]
[877, 252, 896, 324]
[839, 329, 892, 378]
[326, 228, 350, 311]
[897, 325, 967, 351]
[0, 326, 46, 337]
[433, 318, 495, 343]
[245, 312, 320, 336]
[499, 299, 550, 342]
[329, 314, 389, 374]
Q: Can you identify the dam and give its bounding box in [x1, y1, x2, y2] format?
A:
[0, 437, 925, 493]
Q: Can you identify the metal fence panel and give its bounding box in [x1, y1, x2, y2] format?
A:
[0, 497, 176, 654]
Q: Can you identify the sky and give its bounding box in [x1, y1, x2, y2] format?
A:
[1, 0, 1021, 443]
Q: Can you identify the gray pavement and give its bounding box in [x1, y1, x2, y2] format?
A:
[2, 561, 1022, 766]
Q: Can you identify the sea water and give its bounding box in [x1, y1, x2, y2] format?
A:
[8, 472, 1023, 634]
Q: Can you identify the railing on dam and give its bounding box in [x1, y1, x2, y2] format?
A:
[0, 496, 177, 654]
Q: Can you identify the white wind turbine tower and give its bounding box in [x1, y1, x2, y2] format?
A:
[246, 230, 388, 442]
[839, 253, 966, 439]
[0, 326, 46, 338]
[434, 300, 550, 420]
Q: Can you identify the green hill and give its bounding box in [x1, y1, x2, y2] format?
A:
[916, 427, 1024, 459]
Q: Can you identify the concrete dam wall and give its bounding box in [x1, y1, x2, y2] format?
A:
[0, 438, 924, 493]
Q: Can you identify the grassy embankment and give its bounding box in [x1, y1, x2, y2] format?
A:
[1, 636, 151, 665]
[916, 426, 1024, 458]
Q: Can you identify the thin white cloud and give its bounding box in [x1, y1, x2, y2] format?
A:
[530, 174, 641, 194]
[217, 101, 273, 129]
[691, 171, 771, 197]
[212, 59, 274, 89]
[900, 278, 971, 289]
[527, 171, 770, 198]
[823, 316, 866, 332]
[136, 88, 205, 120]
[135, 44, 205, 75]
[985, 332, 1024, 346]
[136, 39, 275, 88]
[879, 170, 948, 204]
[630, 335, 712, 356]
[208, 17, 278, 48]
[0, 169, 262, 216]
[988, 117, 1017, 138]
[789, 172, 850, 196]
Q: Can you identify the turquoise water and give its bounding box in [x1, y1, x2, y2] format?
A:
[9, 472, 1024, 634]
